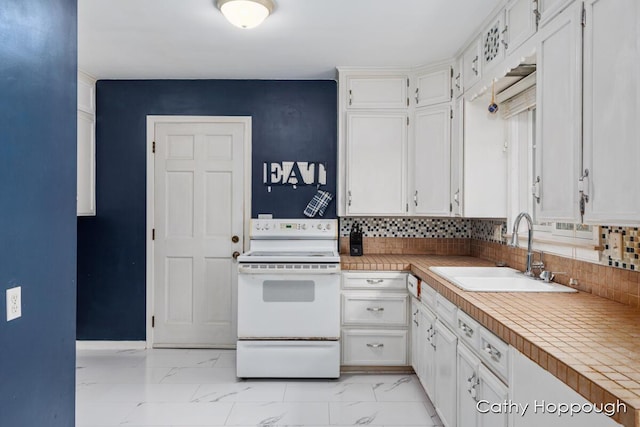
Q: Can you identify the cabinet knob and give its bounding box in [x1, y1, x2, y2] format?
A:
[232, 251, 241, 260]
[231, 235, 240, 243]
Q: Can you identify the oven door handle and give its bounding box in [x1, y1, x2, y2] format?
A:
[238, 266, 341, 275]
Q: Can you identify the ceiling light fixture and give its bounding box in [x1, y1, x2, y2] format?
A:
[217, 0, 275, 29]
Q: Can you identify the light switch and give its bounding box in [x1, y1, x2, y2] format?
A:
[609, 233, 623, 260]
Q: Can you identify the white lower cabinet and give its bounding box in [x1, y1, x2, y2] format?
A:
[410, 298, 421, 373]
[419, 303, 436, 398]
[434, 319, 458, 427]
[510, 348, 622, 427]
[477, 364, 509, 427]
[342, 329, 408, 365]
[458, 342, 482, 427]
[341, 272, 409, 366]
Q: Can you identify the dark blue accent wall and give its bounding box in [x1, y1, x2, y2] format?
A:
[0, 0, 77, 425]
[77, 80, 337, 339]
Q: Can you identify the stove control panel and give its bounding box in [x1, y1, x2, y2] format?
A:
[250, 219, 338, 239]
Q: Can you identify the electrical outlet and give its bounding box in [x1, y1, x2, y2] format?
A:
[609, 233, 623, 260]
[6, 286, 21, 321]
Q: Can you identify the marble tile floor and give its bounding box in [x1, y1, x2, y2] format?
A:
[77, 348, 443, 427]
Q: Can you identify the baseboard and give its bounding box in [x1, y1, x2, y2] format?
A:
[76, 340, 147, 351]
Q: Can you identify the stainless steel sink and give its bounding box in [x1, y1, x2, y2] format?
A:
[429, 266, 577, 293]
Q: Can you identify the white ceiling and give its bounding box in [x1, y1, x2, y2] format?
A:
[79, 0, 503, 80]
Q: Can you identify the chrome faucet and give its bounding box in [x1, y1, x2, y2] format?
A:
[509, 212, 536, 277]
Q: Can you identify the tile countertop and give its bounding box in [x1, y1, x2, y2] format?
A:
[341, 254, 640, 427]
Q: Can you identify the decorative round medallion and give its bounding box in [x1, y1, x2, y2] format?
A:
[484, 23, 500, 63]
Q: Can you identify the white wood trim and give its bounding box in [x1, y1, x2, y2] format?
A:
[145, 115, 252, 349]
[76, 341, 147, 351]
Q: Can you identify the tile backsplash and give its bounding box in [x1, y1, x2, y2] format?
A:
[339, 217, 470, 238]
[339, 217, 640, 274]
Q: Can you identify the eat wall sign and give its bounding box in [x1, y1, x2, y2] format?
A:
[263, 161, 327, 189]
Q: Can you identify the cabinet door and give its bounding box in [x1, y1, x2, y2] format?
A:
[481, 12, 506, 72]
[77, 111, 96, 216]
[453, 57, 464, 98]
[434, 320, 457, 427]
[413, 105, 451, 216]
[346, 112, 407, 215]
[462, 39, 482, 90]
[463, 96, 507, 218]
[583, 0, 640, 225]
[346, 75, 409, 109]
[457, 343, 480, 427]
[415, 65, 452, 107]
[535, 1, 582, 221]
[505, 0, 538, 53]
[411, 299, 420, 373]
[539, 0, 574, 26]
[450, 98, 463, 217]
[477, 364, 509, 427]
[420, 306, 437, 399]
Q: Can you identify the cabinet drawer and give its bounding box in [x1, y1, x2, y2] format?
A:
[479, 327, 510, 381]
[342, 272, 407, 290]
[420, 282, 437, 311]
[435, 293, 457, 329]
[456, 309, 482, 350]
[342, 329, 408, 366]
[342, 293, 409, 326]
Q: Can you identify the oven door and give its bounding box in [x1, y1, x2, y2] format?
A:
[237, 269, 340, 339]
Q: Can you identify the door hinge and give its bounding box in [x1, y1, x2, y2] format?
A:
[406, 203, 409, 213]
[450, 109, 453, 119]
[581, 4, 586, 27]
[152, 315, 155, 328]
[407, 78, 410, 87]
[152, 141, 156, 153]
[450, 88, 453, 99]
[450, 67, 454, 78]
[152, 229, 155, 240]
[407, 116, 410, 126]
[407, 97, 410, 107]
[450, 203, 453, 213]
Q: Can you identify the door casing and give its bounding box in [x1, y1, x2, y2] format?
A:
[145, 115, 252, 348]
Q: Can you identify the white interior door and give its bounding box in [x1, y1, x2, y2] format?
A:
[152, 118, 248, 347]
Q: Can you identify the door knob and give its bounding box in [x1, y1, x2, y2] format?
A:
[232, 251, 240, 260]
[231, 235, 239, 243]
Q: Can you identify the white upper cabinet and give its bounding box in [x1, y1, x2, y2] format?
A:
[414, 65, 452, 107]
[538, 0, 574, 27]
[505, 0, 539, 54]
[412, 105, 451, 216]
[463, 95, 507, 218]
[582, 0, 640, 225]
[450, 98, 464, 217]
[481, 11, 506, 73]
[535, 1, 582, 222]
[345, 112, 408, 215]
[462, 38, 482, 92]
[453, 57, 464, 98]
[77, 71, 96, 216]
[345, 74, 409, 109]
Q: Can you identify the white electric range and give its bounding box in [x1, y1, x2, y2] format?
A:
[236, 218, 341, 379]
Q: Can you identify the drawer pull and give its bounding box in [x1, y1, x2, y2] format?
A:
[366, 343, 384, 348]
[366, 307, 385, 312]
[366, 279, 384, 284]
[459, 322, 474, 337]
[484, 344, 502, 360]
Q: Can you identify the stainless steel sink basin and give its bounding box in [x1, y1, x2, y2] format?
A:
[429, 266, 577, 293]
